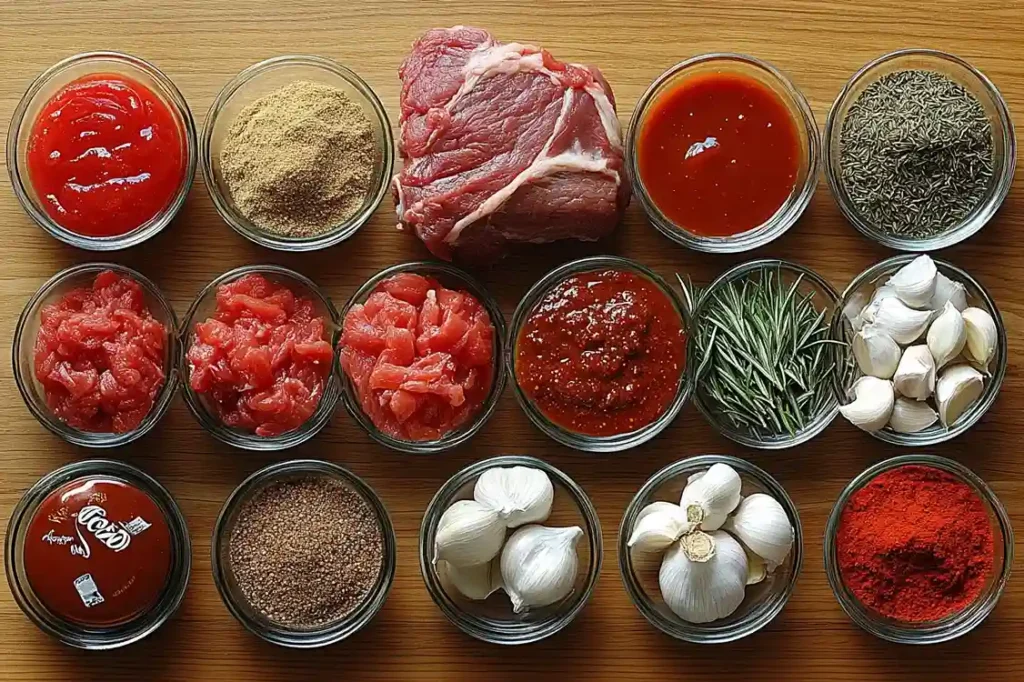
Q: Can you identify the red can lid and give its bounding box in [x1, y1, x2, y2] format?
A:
[23, 476, 173, 627]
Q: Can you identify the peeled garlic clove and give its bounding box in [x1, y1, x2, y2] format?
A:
[869, 297, 932, 345]
[839, 376, 894, 432]
[887, 255, 937, 309]
[658, 531, 747, 624]
[936, 364, 985, 428]
[892, 345, 936, 400]
[473, 465, 554, 528]
[926, 301, 967, 369]
[628, 503, 694, 554]
[929, 272, 968, 312]
[843, 289, 870, 331]
[962, 307, 997, 373]
[724, 493, 794, 568]
[852, 326, 901, 379]
[889, 397, 939, 433]
[437, 558, 502, 600]
[679, 463, 742, 531]
[500, 525, 582, 613]
[860, 285, 897, 324]
[434, 500, 506, 567]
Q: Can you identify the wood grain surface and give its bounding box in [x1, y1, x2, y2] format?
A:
[1, 1, 1021, 679]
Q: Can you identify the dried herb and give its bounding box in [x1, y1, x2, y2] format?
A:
[839, 69, 993, 238]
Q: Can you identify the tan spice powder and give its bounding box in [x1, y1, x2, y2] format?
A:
[221, 80, 375, 238]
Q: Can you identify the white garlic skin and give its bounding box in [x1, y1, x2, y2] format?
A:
[889, 397, 939, 434]
[852, 326, 901, 379]
[962, 307, 998, 373]
[628, 503, 693, 554]
[839, 376, 894, 432]
[500, 525, 582, 613]
[860, 285, 897, 324]
[724, 493, 794, 568]
[926, 301, 967, 369]
[843, 289, 870, 331]
[868, 297, 932, 345]
[892, 345, 936, 401]
[434, 499, 506, 567]
[659, 531, 748, 624]
[936, 364, 985, 428]
[635, 501, 684, 527]
[679, 463, 742, 531]
[473, 466, 554, 528]
[887, 255, 937, 309]
[437, 558, 503, 601]
[929, 272, 968, 312]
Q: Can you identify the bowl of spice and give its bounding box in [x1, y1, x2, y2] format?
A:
[509, 256, 690, 452]
[824, 49, 1015, 251]
[7, 51, 196, 250]
[5, 459, 191, 649]
[626, 53, 819, 252]
[201, 55, 394, 251]
[619, 455, 801, 644]
[211, 459, 395, 648]
[831, 254, 1006, 445]
[825, 455, 1012, 644]
[337, 261, 506, 454]
[12, 263, 179, 448]
[419, 455, 602, 645]
[180, 265, 340, 450]
[684, 259, 840, 449]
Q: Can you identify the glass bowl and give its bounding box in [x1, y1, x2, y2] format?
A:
[824, 454, 1012, 644]
[12, 263, 180, 448]
[688, 259, 839, 449]
[618, 454, 802, 643]
[508, 256, 691, 453]
[823, 49, 1015, 251]
[626, 53, 819, 253]
[5, 459, 191, 650]
[7, 51, 197, 251]
[201, 55, 394, 251]
[179, 265, 340, 450]
[211, 459, 396, 648]
[830, 255, 1006, 446]
[336, 261, 506, 454]
[419, 455, 602, 644]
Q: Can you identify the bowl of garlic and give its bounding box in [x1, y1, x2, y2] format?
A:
[419, 455, 602, 645]
[831, 254, 1006, 445]
[618, 455, 801, 643]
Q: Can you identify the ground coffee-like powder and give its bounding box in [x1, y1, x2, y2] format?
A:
[229, 476, 384, 628]
[221, 80, 375, 238]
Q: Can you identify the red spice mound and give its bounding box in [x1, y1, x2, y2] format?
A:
[33, 270, 168, 433]
[186, 274, 335, 437]
[836, 465, 995, 623]
[339, 272, 495, 441]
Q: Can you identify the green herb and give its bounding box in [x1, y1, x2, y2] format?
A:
[680, 268, 839, 439]
[839, 69, 994, 239]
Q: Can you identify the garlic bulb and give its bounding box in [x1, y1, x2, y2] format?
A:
[926, 301, 967, 369]
[628, 503, 694, 554]
[889, 397, 939, 433]
[869, 297, 932, 345]
[658, 531, 748, 624]
[839, 376, 894, 432]
[892, 345, 936, 400]
[936, 364, 985, 428]
[743, 544, 767, 586]
[887, 254, 937, 309]
[679, 464, 742, 531]
[724, 493, 794, 568]
[852, 327, 901, 379]
[473, 466, 554, 528]
[860, 285, 897, 324]
[843, 289, 870, 331]
[929, 272, 967, 312]
[635, 501, 684, 526]
[500, 525, 582, 613]
[438, 558, 502, 600]
[434, 500, 506, 567]
[962, 307, 997, 372]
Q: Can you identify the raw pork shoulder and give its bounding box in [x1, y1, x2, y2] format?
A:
[394, 26, 629, 264]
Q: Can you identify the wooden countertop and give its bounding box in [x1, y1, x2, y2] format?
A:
[0, 1, 1021, 679]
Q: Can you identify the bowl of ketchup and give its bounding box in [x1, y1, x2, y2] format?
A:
[7, 51, 196, 250]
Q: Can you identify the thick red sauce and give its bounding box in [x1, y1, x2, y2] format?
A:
[637, 72, 800, 237]
[26, 74, 185, 237]
[23, 477, 172, 627]
[186, 274, 335, 437]
[33, 270, 168, 433]
[515, 269, 685, 436]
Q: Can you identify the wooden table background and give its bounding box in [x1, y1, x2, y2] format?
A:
[1, 1, 1021, 679]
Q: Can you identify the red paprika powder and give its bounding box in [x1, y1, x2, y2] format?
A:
[836, 464, 994, 623]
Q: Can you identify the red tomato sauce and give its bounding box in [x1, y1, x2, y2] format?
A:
[186, 274, 335, 437]
[33, 271, 168, 433]
[339, 273, 496, 442]
[26, 74, 185, 237]
[23, 477, 172, 627]
[515, 269, 685, 436]
[637, 72, 800, 237]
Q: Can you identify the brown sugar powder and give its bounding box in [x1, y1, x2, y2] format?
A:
[221, 80, 375, 238]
